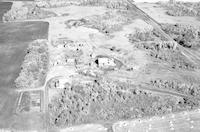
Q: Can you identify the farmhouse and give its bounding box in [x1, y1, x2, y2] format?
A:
[95, 55, 123, 70]
[97, 57, 116, 68]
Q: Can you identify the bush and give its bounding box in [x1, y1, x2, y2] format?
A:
[178, 97, 200, 109]
[3, 3, 56, 22]
[15, 39, 49, 89]
[150, 79, 200, 98]
[81, 0, 130, 10]
[128, 30, 155, 42]
[161, 24, 199, 48]
[162, 2, 198, 17]
[36, 0, 130, 9]
[128, 28, 167, 43]
[134, 40, 197, 70]
[48, 79, 191, 127]
[83, 10, 132, 34]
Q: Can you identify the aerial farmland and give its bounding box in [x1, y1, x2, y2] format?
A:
[0, 0, 200, 132]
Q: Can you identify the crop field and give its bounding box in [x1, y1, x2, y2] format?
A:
[0, 21, 49, 89]
[0, 0, 33, 1]
[113, 110, 200, 132]
[0, 21, 48, 129]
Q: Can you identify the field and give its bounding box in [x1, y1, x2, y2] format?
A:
[0, 0, 33, 1]
[1, 0, 200, 131]
[0, 21, 48, 129]
[113, 110, 200, 132]
[136, 2, 200, 27]
[0, 21, 49, 89]
[0, 2, 12, 22]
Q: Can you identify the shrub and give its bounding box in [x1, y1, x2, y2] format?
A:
[161, 24, 199, 48]
[150, 79, 200, 98]
[48, 79, 191, 127]
[162, 2, 198, 17]
[3, 3, 56, 22]
[15, 40, 49, 89]
[35, 0, 130, 9]
[83, 10, 132, 34]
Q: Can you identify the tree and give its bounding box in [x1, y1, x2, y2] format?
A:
[169, 0, 176, 4]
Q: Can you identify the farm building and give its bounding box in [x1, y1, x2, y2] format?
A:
[95, 55, 123, 70]
[96, 57, 116, 68]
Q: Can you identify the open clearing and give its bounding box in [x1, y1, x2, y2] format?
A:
[136, 2, 200, 27]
